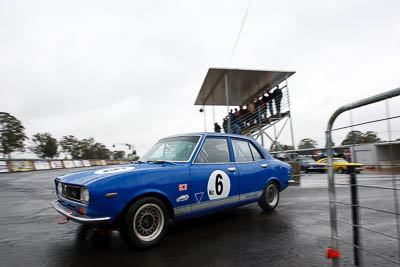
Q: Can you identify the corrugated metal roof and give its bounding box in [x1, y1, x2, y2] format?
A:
[194, 68, 295, 106]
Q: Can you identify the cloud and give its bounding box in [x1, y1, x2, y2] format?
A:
[1, 0, 400, 157]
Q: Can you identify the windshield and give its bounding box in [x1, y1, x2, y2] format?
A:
[334, 158, 349, 163]
[141, 136, 200, 162]
[301, 158, 315, 163]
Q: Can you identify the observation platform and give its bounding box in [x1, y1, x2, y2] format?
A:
[195, 68, 296, 149]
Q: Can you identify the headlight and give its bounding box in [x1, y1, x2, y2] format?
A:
[80, 187, 90, 204]
[57, 182, 62, 194]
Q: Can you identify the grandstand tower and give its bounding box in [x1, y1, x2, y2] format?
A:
[195, 68, 296, 151]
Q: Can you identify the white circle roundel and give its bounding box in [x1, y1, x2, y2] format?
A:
[207, 170, 231, 200]
[94, 166, 135, 175]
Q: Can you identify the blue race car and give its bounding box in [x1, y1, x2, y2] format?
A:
[52, 133, 292, 248]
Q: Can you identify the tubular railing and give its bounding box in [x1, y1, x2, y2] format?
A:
[223, 85, 290, 135]
[326, 87, 400, 266]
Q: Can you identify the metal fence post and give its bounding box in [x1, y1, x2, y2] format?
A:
[348, 165, 363, 266]
[326, 129, 340, 267]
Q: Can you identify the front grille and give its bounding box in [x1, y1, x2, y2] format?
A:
[59, 183, 81, 202]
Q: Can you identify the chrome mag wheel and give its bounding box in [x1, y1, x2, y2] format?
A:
[133, 203, 165, 242]
[267, 183, 278, 207]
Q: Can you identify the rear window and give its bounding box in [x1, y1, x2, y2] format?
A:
[232, 139, 264, 162]
[249, 142, 264, 161]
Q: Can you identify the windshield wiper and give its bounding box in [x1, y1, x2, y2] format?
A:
[147, 160, 178, 166]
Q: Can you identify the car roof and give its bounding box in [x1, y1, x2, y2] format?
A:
[163, 132, 256, 141]
[161, 132, 269, 159]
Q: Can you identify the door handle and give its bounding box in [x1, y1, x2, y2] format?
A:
[227, 167, 236, 172]
[261, 164, 268, 168]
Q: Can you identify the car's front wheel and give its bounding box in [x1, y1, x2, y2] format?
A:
[120, 197, 169, 249]
[258, 181, 280, 211]
[338, 167, 345, 174]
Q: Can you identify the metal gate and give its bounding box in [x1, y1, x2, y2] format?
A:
[326, 87, 400, 266]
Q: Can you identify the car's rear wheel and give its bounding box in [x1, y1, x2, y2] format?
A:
[258, 181, 280, 211]
[120, 197, 169, 249]
[338, 167, 345, 174]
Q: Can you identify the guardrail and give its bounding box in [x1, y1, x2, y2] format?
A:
[326, 87, 400, 266]
[0, 159, 131, 173]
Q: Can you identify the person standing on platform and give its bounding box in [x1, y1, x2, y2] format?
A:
[273, 86, 282, 115]
[234, 108, 240, 121]
[228, 109, 234, 123]
[255, 97, 262, 123]
[232, 108, 241, 134]
[222, 117, 228, 133]
[262, 91, 274, 117]
[239, 105, 246, 128]
[246, 101, 254, 125]
[214, 123, 221, 133]
[228, 109, 239, 133]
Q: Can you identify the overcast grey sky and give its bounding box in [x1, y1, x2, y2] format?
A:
[1, 0, 400, 157]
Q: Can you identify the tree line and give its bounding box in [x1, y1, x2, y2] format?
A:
[1, 112, 385, 158]
[0, 112, 126, 159]
[271, 130, 382, 152]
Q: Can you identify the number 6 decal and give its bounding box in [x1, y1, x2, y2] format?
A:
[207, 170, 231, 200]
[215, 174, 223, 195]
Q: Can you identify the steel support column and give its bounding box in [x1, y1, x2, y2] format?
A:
[212, 92, 216, 126]
[203, 105, 206, 132]
[224, 73, 231, 133]
[286, 77, 296, 155]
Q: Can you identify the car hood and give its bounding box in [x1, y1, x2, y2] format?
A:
[56, 163, 170, 185]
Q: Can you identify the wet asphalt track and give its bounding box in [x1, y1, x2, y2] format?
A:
[1, 168, 399, 266]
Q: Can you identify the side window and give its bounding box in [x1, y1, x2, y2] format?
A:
[249, 142, 264, 161]
[195, 138, 230, 163]
[321, 159, 327, 163]
[232, 139, 253, 162]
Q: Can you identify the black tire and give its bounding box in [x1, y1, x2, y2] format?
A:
[305, 168, 309, 173]
[258, 181, 280, 211]
[120, 197, 169, 249]
[338, 167, 345, 174]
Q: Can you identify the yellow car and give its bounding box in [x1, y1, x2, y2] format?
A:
[316, 158, 364, 174]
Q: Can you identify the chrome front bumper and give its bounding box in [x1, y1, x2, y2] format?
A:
[52, 200, 111, 224]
